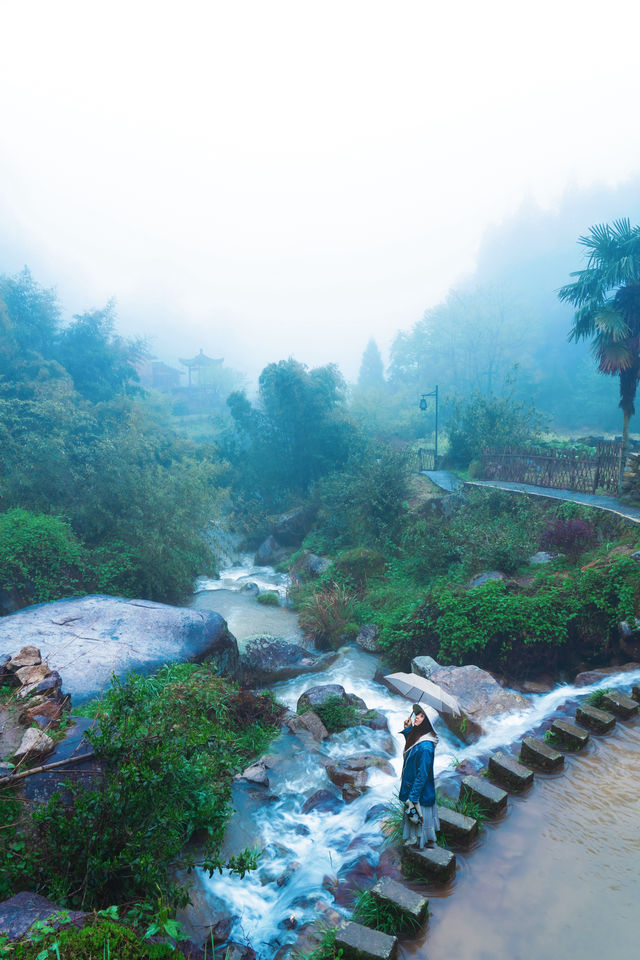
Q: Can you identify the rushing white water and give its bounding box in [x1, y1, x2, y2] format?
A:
[187, 559, 640, 957]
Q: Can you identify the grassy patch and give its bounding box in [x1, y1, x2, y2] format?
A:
[298, 694, 360, 734]
[257, 591, 280, 606]
[586, 687, 614, 708]
[353, 889, 423, 935]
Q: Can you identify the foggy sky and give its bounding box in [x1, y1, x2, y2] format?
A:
[2, 0, 640, 380]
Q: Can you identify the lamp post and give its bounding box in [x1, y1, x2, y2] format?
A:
[419, 386, 439, 470]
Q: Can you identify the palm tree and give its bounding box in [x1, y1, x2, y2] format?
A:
[559, 219, 640, 493]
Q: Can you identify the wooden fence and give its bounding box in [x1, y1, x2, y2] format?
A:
[481, 442, 622, 494]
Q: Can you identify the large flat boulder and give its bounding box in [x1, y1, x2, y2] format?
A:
[411, 660, 528, 743]
[239, 635, 336, 686]
[0, 595, 239, 703]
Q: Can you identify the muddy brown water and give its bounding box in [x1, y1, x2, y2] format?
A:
[404, 722, 640, 960]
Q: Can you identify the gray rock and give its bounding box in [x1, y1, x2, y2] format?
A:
[600, 690, 639, 719]
[7, 646, 42, 672]
[0, 595, 239, 702]
[411, 663, 528, 743]
[289, 550, 332, 580]
[235, 761, 270, 787]
[14, 663, 50, 687]
[436, 806, 478, 846]
[272, 507, 315, 547]
[325, 753, 394, 803]
[365, 803, 389, 823]
[240, 636, 335, 686]
[240, 582, 260, 595]
[301, 788, 344, 815]
[576, 703, 616, 733]
[411, 656, 441, 679]
[360, 709, 389, 732]
[618, 618, 640, 660]
[519, 735, 564, 771]
[255, 536, 287, 566]
[488, 752, 534, 791]
[285, 710, 329, 741]
[0, 893, 86, 942]
[356, 625, 381, 653]
[296, 683, 367, 715]
[574, 663, 640, 686]
[370, 877, 428, 925]
[401, 843, 456, 882]
[468, 570, 506, 588]
[528, 551, 559, 565]
[14, 728, 55, 763]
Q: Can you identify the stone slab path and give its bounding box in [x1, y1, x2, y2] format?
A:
[424, 471, 640, 524]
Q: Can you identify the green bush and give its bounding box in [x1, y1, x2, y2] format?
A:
[257, 591, 280, 606]
[298, 694, 360, 734]
[11, 918, 187, 960]
[297, 583, 357, 649]
[0, 509, 88, 605]
[446, 390, 545, 468]
[3, 665, 281, 909]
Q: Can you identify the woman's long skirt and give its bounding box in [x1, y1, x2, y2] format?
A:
[402, 802, 440, 848]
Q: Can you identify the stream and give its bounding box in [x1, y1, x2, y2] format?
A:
[186, 558, 640, 959]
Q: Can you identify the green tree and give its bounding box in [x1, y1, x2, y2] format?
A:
[559, 219, 640, 491]
[226, 358, 359, 503]
[357, 338, 385, 389]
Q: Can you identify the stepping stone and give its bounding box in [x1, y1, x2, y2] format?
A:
[600, 691, 639, 720]
[550, 719, 589, 750]
[632, 685, 640, 703]
[488, 752, 534, 791]
[437, 805, 479, 846]
[370, 877, 429, 925]
[335, 920, 397, 960]
[460, 775, 507, 817]
[519, 736, 564, 771]
[575, 703, 616, 733]
[401, 843, 456, 882]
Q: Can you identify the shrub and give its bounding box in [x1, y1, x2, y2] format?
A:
[353, 889, 422, 935]
[297, 583, 357, 649]
[257, 591, 280, 606]
[298, 694, 360, 734]
[331, 547, 387, 590]
[447, 391, 545, 468]
[540, 517, 597, 562]
[10, 918, 187, 960]
[5, 665, 281, 909]
[0, 509, 88, 607]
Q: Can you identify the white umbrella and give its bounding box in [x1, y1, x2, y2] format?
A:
[384, 671, 462, 717]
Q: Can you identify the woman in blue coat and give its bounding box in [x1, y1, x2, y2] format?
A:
[399, 703, 439, 848]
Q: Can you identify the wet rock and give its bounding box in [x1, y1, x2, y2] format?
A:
[24, 717, 98, 805]
[335, 856, 376, 906]
[14, 663, 51, 687]
[356, 625, 381, 653]
[296, 684, 367, 714]
[488, 752, 534, 791]
[528, 551, 559, 565]
[235, 760, 270, 787]
[325, 754, 394, 803]
[618, 619, 640, 661]
[289, 550, 332, 580]
[576, 702, 616, 733]
[365, 803, 389, 823]
[360, 709, 389, 732]
[0, 596, 240, 701]
[574, 662, 640, 686]
[240, 582, 260, 595]
[0, 653, 11, 675]
[255, 536, 288, 566]
[322, 874, 339, 894]
[519, 678, 555, 694]
[215, 943, 255, 960]
[272, 508, 315, 547]
[240, 636, 335, 686]
[7, 646, 42, 672]
[371, 877, 428, 926]
[284, 710, 329, 741]
[376, 846, 404, 883]
[519, 735, 564, 771]
[468, 570, 506, 588]
[301, 788, 344, 815]
[437, 806, 478, 847]
[411, 660, 528, 743]
[0, 893, 87, 942]
[14, 728, 54, 763]
[276, 861, 301, 888]
[294, 823, 310, 836]
[410, 655, 440, 679]
[19, 698, 68, 727]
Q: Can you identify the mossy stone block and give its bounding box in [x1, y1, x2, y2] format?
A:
[601, 691, 639, 719]
[335, 921, 398, 960]
[371, 877, 429, 924]
[576, 703, 616, 733]
[519, 736, 564, 771]
[550, 719, 589, 749]
[460, 774, 508, 816]
[401, 843, 456, 882]
[488, 752, 534, 791]
[436, 805, 479, 846]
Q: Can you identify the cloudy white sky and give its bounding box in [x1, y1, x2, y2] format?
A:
[1, 0, 640, 380]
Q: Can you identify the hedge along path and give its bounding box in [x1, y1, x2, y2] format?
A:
[330, 685, 639, 960]
[463, 478, 640, 524]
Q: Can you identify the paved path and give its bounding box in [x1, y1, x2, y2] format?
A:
[423, 471, 640, 524]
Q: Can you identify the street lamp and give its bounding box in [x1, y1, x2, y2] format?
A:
[419, 386, 439, 470]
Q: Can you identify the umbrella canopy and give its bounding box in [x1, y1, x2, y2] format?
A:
[384, 671, 461, 717]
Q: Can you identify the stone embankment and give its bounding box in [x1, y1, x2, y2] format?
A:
[307, 684, 640, 960]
